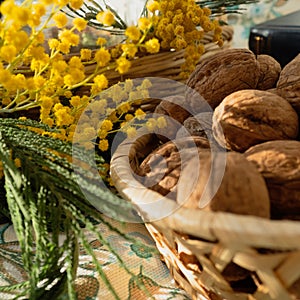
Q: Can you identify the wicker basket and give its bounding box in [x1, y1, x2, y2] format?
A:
[71, 26, 233, 97]
[110, 132, 300, 300]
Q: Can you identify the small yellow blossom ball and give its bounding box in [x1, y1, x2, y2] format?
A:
[157, 116, 167, 128]
[117, 102, 131, 114]
[98, 139, 109, 151]
[73, 18, 87, 31]
[121, 44, 137, 58]
[96, 10, 115, 26]
[52, 60, 68, 73]
[0, 0, 15, 17]
[54, 13, 68, 28]
[55, 0, 69, 8]
[125, 114, 134, 121]
[43, 118, 54, 127]
[83, 127, 97, 140]
[54, 107, 74, 126]
[64, 91, 72, 98]
[147, 0, 160, 13]
[93, 74, 108, 90]
[58, 42, 70, 54]
[145, 38, 160, 54]
[146, 118, 157, 131]
[124, 79, 133, 92]
[70, 0, 83, 10]
[63, 68, 85, 86]
[0, 45, 17, 63]
[100, 119, 113, 132]
[116, 57, 131, 74]
[70, 96, 81, 107]
[53, 103, 63, 112]
[126, 126, 137, 139]
[134, 108, 146, 120]
[34, 76, 46, 89]
[49, 38, 60, 50]
[203, 7, 211, 16]
[98, 129, 108, 139]
[12, 30, 29, 51]
[33, 3, 46, 18]
[94, 48, 111, 67]
[140, 78, 152, 89]
[96, 37, 107, 46]
[13, 6, 31, 27]
[80, 48, 92, 60]
[138, 17, 151, 31]
[59, 30, 80, 46]
[125, 26, 141, 41]
[90, 99, 107, 114]
[69, 56, 84, 69]
[40, 96, 54, 109]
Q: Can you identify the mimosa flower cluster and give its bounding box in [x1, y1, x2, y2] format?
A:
[0, 0, 222, 146]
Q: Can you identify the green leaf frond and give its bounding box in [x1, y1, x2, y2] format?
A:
[0, 118, 155, 299]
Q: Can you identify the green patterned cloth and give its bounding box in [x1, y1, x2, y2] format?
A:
[0, 217, 190, 300]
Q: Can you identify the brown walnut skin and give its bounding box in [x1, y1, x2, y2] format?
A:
[138, 136, 210, 200]
[276, 53, 300, 114]
[245, 140, 300, 219]
[176, 151, 270, 219]
[256, 54, 281, 90]
[212, 89, 299, 152]
[185, 48, 260, 111]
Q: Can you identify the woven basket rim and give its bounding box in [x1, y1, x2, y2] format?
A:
[111, 133, 300, 251]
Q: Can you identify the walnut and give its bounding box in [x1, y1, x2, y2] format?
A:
[212, 89, 299, 152]
[176, 112, 223, 151]
[276, 53, 300, 114]
[138, 136, 210, 199]
[244, 140, 300, 219]
[185, 48, 260, 111]
[176, 112, 213, 139]
[176, 151, 270, 219]
[256, 54, 281, 90]
[154, 95, 190, 142]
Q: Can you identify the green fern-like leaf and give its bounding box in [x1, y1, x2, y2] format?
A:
[0, 118, 155, 299]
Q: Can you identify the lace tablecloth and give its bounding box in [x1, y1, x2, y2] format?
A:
[0, 217, 190, 300]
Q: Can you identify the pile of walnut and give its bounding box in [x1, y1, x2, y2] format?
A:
[138, 48, 300, 221]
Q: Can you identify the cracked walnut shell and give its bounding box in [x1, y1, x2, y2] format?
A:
[212, 89, 299, 152]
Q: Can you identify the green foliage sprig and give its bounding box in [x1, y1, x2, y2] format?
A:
[196, 0, 259, 16]
[0, 118, 157, 299]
